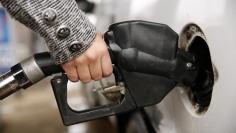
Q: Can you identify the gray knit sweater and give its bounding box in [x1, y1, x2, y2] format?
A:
[0, 0, 96, 64]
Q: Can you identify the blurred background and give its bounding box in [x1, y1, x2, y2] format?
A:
[1, 0, 235, 133]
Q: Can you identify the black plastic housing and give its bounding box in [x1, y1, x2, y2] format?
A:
[51, 21, 198, 125]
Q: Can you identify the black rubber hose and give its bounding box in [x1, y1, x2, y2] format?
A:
[33, 52, 64, 76]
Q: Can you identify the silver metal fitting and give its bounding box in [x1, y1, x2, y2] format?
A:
[186, 62, 193, 68]
[21, 57, 45, 83]
[94, 82, 126, 102]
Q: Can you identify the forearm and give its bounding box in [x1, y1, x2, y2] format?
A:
[1, 0, 96, 64]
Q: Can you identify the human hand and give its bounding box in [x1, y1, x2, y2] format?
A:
[61, 33, 113, 83]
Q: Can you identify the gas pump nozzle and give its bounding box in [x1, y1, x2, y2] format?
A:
[0, 21, 199, 125]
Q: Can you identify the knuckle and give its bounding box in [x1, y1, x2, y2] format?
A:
[85, 53, 97, 62]
[63, 60, 74, 66]
[103, 67, 113, 76]
[101, 47, 108, 54]
[98, 46, 107, 55]
[68, 75, 78, 82]
[91, 73, 102, 81]
[62, 62, 74, 69]
[75, 57, 86, 64]
[80, 76, 91, 83]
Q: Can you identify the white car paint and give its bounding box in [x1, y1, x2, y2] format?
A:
[108, 0, 236, 132]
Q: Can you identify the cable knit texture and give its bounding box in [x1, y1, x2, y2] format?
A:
[1, 0, 96, 64]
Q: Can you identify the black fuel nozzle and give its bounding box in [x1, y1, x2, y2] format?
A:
[51, 21, 199, 125]
[0, 20, 200, 126]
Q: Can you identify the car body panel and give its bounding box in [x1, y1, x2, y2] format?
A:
[105, 0, 236, 132]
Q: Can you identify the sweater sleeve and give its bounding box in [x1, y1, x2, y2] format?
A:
[0, 0, 96, 64]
